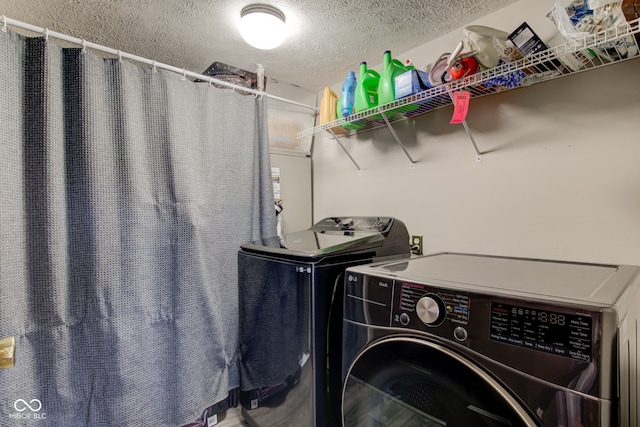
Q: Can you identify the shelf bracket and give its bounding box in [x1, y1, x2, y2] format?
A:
[380, 111, 416, 169]
[446, 90, 482, 162]
[461, 119, 483, 163]
[327, 129, 362, 174]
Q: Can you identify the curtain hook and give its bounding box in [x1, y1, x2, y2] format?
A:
[2, 16, 7, 33]
[152, 60, 157, 73]
[81, 39, 87, 54]
[181, 69, 186, 81]
[208, 77, 212, 87]
[117, 49, 123, 63]
[44, 28, 49, 42]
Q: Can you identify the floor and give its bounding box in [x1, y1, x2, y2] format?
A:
[217, 407, 249, 427]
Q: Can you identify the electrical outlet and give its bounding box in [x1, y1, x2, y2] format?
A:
[410, 235, 423, 255]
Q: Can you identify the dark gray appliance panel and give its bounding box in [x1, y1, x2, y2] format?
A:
[343, 270, 605, 397]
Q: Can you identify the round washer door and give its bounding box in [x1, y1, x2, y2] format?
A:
[342, 337, 538, 426]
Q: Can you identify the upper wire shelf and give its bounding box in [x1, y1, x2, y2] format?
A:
[297, 18, 640, 140]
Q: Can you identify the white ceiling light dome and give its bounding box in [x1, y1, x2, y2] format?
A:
[239, 4, 287, 50]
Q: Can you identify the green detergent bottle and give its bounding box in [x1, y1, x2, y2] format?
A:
[354, 62, 380, 113]
[378, 50, 408, 106]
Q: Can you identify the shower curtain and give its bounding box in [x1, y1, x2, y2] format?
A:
[0, 28, 276, 426]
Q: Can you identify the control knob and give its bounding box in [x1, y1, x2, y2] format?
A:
[454, 326, 468, 342]
[416, 294, 445, 326]
[399, 312, 410, 326]
[339, 217, 354, 230]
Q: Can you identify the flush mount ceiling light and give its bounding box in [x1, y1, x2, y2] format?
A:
[240, 4, 287, 50]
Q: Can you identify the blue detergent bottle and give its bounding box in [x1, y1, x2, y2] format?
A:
[341, 71, 357, 117]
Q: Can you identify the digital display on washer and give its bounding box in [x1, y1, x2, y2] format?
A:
[490, 303, 592, 361]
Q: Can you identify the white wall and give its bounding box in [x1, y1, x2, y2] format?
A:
[266, 79, 317, 233]
[312, 0, 640, 265]
[270, 150, 312, 234]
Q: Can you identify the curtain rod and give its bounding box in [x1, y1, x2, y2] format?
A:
[1, 15, 318, 112]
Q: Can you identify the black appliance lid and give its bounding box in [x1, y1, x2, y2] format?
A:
[240, 217, 400, 259]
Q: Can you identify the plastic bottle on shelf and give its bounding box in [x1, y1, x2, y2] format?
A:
[319, 87, 349, 134]
[354, 62, 381, 113]
[341, 71, 357, 117]
[320, 86, 338, 125]
[378, 50, 408, 105]
[404, 59, 416, 70]
[337, 86, 363, 131]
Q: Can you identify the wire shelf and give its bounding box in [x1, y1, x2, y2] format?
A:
[297, 18, 640, 140]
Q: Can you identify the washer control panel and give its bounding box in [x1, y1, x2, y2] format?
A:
[489, 302, 593, 361]
[396, 281, 470, 328]
[344, 273, 472, 342]
[344, 271, 600, 365]
[344, 258, 605, 394]
[312, 216, 392, 233]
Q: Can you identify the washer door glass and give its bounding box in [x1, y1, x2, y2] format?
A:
[343, 338, 537, 427]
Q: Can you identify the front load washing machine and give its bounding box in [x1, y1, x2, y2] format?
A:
[342, 252, 640, 426]
[238, 216, 410, 427]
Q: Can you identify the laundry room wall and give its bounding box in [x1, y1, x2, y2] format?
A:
[267, 80, 316, 234]
[310, 0, 640, 266]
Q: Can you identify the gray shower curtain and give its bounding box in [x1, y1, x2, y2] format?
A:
[0, 29, 276, 426]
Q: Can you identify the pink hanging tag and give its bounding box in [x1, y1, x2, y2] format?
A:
[450, 91, 470, 124]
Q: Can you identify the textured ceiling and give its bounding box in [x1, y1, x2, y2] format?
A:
[2, 0, 515, 92]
